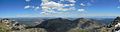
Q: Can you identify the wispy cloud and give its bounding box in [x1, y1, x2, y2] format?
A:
[78, 9, 85, 12]
[80, 3, 85, 6]
[34, 6, 40, 10]
[67, 0, 76, 3]
[25, 0, 31, 2]
[24, 5, 31, 9]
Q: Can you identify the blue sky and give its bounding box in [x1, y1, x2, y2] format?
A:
[0, 0, 120, 18]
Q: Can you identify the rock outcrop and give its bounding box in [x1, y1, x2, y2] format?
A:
[0, 18, 26, 30]
[0, 18, 47, 32]
[97, 16, 120, 32]
[107, 16, 120, 32]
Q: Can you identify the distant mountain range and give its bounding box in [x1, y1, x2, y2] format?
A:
[0, 16, 120, 32]
[4, 17, 114, 26]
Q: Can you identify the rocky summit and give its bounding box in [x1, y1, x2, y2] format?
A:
[107, 16, 120, 32]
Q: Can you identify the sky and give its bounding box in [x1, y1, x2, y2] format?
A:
[0, 0, 120, 18]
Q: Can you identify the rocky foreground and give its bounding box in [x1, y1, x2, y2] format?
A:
[0, 17, 120, 32]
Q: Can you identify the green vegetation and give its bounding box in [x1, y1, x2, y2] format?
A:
[0, 27, 11, 32]
[0, 23, 11, 32]
[67, 27, 89, 32]
[0, 27, 6, 32]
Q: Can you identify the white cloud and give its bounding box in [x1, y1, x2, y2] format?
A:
[25, 0, 31, 2]
[60, 0, 76, 3]
[41, 1, 76, 14]
[67, 0, 76, 3]
[24, 5, 35, 9]
[24, 5, 30, 9]
[42, 0, 49, 3]
[117, 6, 120, 8]
[78, 9, 85, 12]
[64, 4, 70, 6]
[41, 1, 63, 8]
[80, 3, 85, 6]
[41, 1, 64, 13]
[80, 3, 93, 7]
[69, 4, 75, 6]
[34, 6, 40, 10]
[36, 7, 40, 9]
[25, 0, 86, 15]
